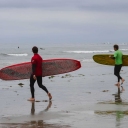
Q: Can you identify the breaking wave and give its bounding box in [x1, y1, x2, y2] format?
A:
[8, 53, 28, 56]
[64, 49, 128, 54]
[0, 53, 28, 56]
[64, 50, 111, 54]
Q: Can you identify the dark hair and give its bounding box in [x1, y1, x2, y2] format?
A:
[113, 44, 119, 50]
[32, 46, 38, 53]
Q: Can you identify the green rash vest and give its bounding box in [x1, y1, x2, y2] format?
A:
[114, 50, 123, 65]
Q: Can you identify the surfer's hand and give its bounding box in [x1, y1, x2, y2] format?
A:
[33, 75, 36, 80]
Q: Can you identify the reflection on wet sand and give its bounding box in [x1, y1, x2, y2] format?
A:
[0, 120, 70, 128]
[31, 100, 52, 115]
[115, 87, 122, 103]
[95, 88, 127, 128]
[95, 88, 128, 115]
[0, 101, 70, 128]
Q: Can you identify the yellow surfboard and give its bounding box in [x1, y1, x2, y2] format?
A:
[93, 54, 128, 66]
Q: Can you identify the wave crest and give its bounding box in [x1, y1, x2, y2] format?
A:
[8, 53, 28, 56]
[0, 53, 28, 56]
[64, 49, 128, 54]
[64, 50, 110, 53]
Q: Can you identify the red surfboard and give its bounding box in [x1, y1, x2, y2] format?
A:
[0, 59, 81, 80]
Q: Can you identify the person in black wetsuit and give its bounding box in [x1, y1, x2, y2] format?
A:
[28, 46, 52, 101]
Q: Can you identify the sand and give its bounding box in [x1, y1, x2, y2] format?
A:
[0, 62, 128, 128]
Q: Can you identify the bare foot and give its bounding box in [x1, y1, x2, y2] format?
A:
[115, 83, 120, 88]
[27, 98, 35, 101]
[121, 79, 125, 85]
[121, 86, 125, 92]
[48, 93, 52, 100]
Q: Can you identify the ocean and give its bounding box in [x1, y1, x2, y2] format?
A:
[1, 42, 128, 68]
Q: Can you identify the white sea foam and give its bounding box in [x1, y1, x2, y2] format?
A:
[7, 53, 28, 56]
[121, 49, 128, 51]
[64, 50, 110, 54]
[64, 49, 128, 54]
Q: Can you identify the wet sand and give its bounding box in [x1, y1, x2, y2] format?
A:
[0, 122, 70, 128]
[0, 62, 128, 128]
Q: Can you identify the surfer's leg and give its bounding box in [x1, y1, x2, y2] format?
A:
[119, 65, 125, 85]
[37, 76, 52, 100]
[28, 75, 36, 101]
[114, 65, 121, 81]
[116, 64, 125, 85]
[114, 65, 118, 81]
[114, 65, 120, 87]
[37, 76, 48, 93]
[118, 65, 122, 81]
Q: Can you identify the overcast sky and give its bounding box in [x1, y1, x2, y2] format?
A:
[0, 0, 128, 44]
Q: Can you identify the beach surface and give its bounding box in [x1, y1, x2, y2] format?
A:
[0, 61, 128, 128]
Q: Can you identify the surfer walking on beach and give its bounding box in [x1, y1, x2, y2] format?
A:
[28, 46, 52, 101]
[109, 44, 125, 89]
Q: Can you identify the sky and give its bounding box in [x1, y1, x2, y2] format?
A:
[0, 0, 128, 44]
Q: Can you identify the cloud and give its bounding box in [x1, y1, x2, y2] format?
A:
[0, 0, 128, 43]
[0, 0, 128, 13]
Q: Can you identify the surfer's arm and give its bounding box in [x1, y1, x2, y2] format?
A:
[31, 57, 37, 75]
[31, 57, 37, 80]
[109, 55, 115, 59]
[32, 64, 36, 75]
[32, 64, 37, 80]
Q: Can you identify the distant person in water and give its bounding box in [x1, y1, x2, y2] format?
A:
[109, 44, 125, 89]
[28, 46, 52, 101]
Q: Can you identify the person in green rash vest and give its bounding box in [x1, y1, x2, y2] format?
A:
[110, 44, 125, 89]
